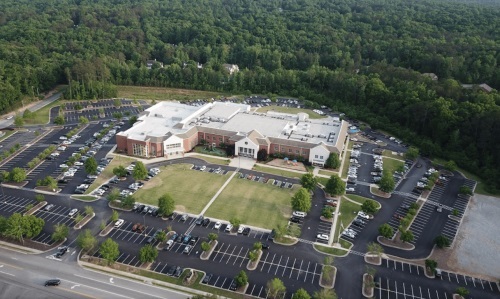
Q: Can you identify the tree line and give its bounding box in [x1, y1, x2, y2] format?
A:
[0, 0, 498, 190]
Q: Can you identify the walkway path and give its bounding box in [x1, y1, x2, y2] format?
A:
[199, 170, 238, 216]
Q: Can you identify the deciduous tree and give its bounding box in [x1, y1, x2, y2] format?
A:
[300, 173, 317, 192]
[99, 238, 120, 265]
[291, 187, 312, 212]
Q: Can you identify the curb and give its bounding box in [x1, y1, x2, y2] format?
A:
[0, 240, 43, 254]
[200, 240, 218, 260]
[362, 273, 374, 298]
[377, 236, 415, 251]
[74, 213, 95, 230]
[364, 254, 382, 266]
[246, 250, 263, 271]
[318, 265, 336, 289]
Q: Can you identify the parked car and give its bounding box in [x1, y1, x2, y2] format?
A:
[183, 245, 192, 254]
[202, 218, 210, 226]
[180, 214, 188, 221]
[114, 219, 124, 228]
[214, 221, 222, 229]
[237, 226, 245, 234]
[242, 227, 251, 235]
[357, 211, 370, 219]
[202, 273, 213, 284]
[68, 209, 78, 217]
[317, 234, 329, 241]
[225, 223, 233, 232]
[45, 204, 55, 211]
[195, 216, 204, 225]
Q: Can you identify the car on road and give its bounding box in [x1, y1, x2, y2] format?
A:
[202, 273, 212, 284]
[225, 223, 233, 232]
[55, 247, 68, 258]
[214, 221, 222, 229]
[317, 234, 329, 241]
[44, 279, 61, 287]
[45, 204, 55, 211]
[68, 209, 78, 217]
[114, 219, 124, 228]
[436, 205, 443, 212]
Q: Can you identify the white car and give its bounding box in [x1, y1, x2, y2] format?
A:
[114, 219, 124, 228]
[59, 136, 67, 140]
[120, 190, 132, 196]
[214, 221, 222, 229]
[95, 189, 105, 196]
[237, 226, 245, 234]
[316, 234, 329, 241]
[77, 184, 89, 190]
[59, 164, 68, 168]
[357, 211, 370, 219]
[68, 208, 78, 217]
[63, 172, 74, 177]
[346, 187, 355, 192]
[225, 223, 233, 232]
[74, 161, 83, 166]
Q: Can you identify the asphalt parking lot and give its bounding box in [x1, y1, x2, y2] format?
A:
[375, 258, 500, 299]
[0, 129, 36, 153]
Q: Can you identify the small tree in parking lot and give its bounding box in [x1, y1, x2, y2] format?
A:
[459, 186, 472, 196]
[107, 188, 120, 203]
[434, 235, 451, 248]
[84, 157, 98, 175]
[400, 229, 414, 243]
[157, 194, 175, 217]
[110, 210, 119, 222]
[300, 173, 317, 192]
[455, 287, 469, 297]
[76, 229, 97, 253]
[85, 206, 94, 216]
[132, 161, 148, 181]
[361, 200, 378, 214]
[113, 165, 127, 178]
[325, 175, 345, 196]
[100, 238, 120, 265]
[248, 250, 259, 262]
[51, 224, 69, 242]
[10, 167, 27, 183]
[208, 233, 218, 242]
[404, 146, 419, 160]
[234, 270, 248, 287]
[425, 259, 438, 273]
[379, 169, 395, 193]
[378, 224, 393, 239]
[321, 206, 335, 219]
[230, 217, 241, 229]
[293, 288, 311, 299]
[291, 187, 312, 212]
[139, 244, 158, 263]
[201, 241, 210, 252]
[253, 242, 262, 251]
[156, 231, 167, 243]
[35, 194, 45, 202]
[121, 195, 135, 209]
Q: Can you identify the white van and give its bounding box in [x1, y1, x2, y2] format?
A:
[292, 211, 307, 218]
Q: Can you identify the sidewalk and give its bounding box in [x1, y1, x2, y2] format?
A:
[200, 170, 238, 215]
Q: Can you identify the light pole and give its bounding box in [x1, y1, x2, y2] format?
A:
[143, 214, 146, 235]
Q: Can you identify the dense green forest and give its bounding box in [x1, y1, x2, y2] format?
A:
[0, 0, 499, 191]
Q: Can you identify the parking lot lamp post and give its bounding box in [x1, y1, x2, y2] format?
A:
[143, 214, 146, 235]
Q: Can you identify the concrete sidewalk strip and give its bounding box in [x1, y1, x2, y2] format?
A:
[200, 170, 238, 216]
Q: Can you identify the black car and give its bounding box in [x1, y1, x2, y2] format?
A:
[202, 273, 212, 284]
[74, 189, 85, 194]
[58, 179, 69, 184]
[55, 247, 68, 258]
[83, 178, 95, 184]
[136, 205, 145, 212]
[175, 234, 184, 243]
[152, 209, 159, 217]
[202, 218, 210, 226]
[173, 266, 183, 278]
[189, 236, 199, 245]
[195, 216, 204, 225]
[44, 279, 61, 286]
[268, 229, 276, 240]
[166, 266, 176, 276]
[110, 178, 119, 184]
[401, 204, 410, 210]
[242, 227, 251, 235]
[170, 233, 178, 241]
[229, 281, 238, 291]
[261, 243, 270, 250]
[101, 184, 110, 190]
[353, 218, 365, 226]
[290, 216, 301, 223]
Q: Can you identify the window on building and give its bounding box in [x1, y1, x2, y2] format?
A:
[296, 150, 300, 154]
[132, 143, 148, 157]
[320, 156, 324, 159]
[315, 155, 318, 158]
[288, 148, 292, 153]
[165, 143, 181, 149]
[219, 137, 222, 141]
[274, 146, 279, 151]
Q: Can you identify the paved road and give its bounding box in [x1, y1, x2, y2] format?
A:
[0, 92, 62, 129]
[0, 247, 190, 299]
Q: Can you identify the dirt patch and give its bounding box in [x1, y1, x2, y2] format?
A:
[174, 205, 186, 212]
[431, 194, 500, 281]
[266, 159, 307, 172]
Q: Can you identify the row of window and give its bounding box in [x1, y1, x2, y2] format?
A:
[273, 145, 308, 155]
[132, 143, 148, 157]
[165, 143, 181, 149]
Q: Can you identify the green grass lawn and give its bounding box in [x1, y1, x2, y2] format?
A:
[318, 169, 338, 176]
[383, 157, 404, 174]
[133, 164, 229, 214]
[432, 158, 499, 196]
[341, 151, 352, 179]
[314, 244, 348, 256]
[382, 149, 404, 160]
[345, 195, 381, 209]
[23, 100, 62, 125]
[316, 177, 329, 187]
[191, 155, 230, 165]
[205, 177, 297, 230]
[256, 105, 326, 119]
[85, 156, 136, 194]
[252, 164, 304, 179]
[333, 199, 361, 241]
[117, 85, 231, 102]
